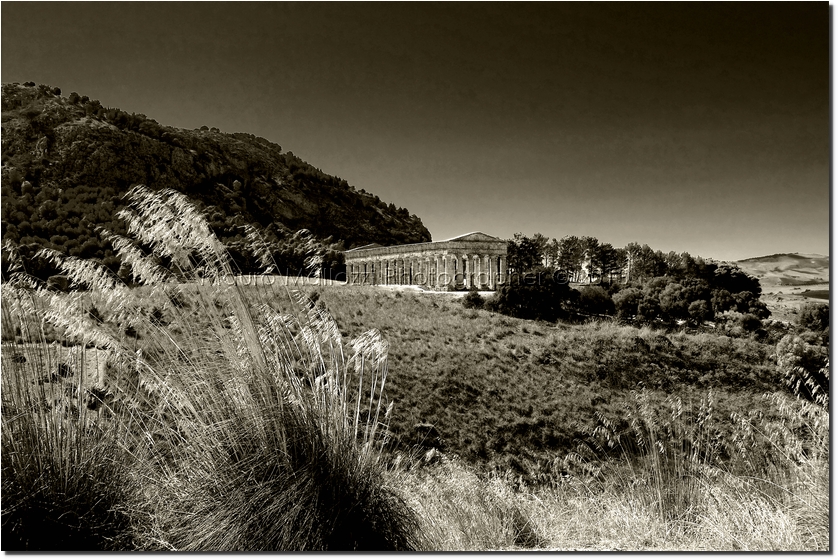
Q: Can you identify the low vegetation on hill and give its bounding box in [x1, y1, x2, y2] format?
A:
[0, 82, 430, 281]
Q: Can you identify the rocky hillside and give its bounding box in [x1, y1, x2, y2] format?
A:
[1, 82, 430, 279]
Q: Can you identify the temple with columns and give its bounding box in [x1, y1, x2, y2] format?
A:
[343, 232, 508, 291]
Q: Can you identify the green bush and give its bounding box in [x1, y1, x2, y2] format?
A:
[462, 289, 485, 310]
[775, 334, 829, 406]
[575, 286, 614, 317]
[798, 303, 829, 332]
[613, 287, 642, 320]
[738, 313, 763, 332]
[491, 267, 575, 322]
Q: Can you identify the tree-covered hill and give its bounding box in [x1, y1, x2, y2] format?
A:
[1, 82, 431, 279]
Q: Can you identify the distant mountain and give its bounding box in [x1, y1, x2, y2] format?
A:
[736, 253, 830, 287]
[1, 82, 430, 279]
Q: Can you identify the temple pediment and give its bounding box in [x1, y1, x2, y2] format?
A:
[345, 243, 384, 252]
[439, 232, 503, 243]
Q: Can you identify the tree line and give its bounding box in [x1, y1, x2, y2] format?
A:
[469, 232, 770, 328]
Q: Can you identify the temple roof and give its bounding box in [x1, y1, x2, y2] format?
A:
[437, 232, 503, 243]
[345, 243, 384, 253]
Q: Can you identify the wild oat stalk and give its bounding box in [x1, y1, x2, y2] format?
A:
[572, 390, 721, 527]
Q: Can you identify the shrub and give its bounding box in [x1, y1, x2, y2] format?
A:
[575, 286, 614, 317]
[798, 303, 829, 332]
[687, 300, 711, 322]
[462, 289, 484, 310]
[491, 267, 575, 322]
[738, 313, 762, 332]
[636, 294, 661, 322]
[613, 287, 642, 320]
[775, 334, 829, 406]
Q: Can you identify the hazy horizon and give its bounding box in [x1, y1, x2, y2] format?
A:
[1, 3, 829, 262]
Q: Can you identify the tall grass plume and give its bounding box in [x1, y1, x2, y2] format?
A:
[1, 186, 422, 550]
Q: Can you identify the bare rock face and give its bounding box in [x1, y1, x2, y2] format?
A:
[1, 82, 431, 275]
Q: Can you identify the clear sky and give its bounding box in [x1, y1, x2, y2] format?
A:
[1, 2, 830, 261]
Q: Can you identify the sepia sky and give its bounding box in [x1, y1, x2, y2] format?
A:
[1, 3, 830, 261]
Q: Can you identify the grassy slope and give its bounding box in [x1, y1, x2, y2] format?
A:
[257, 285, 783, 479]
[736, 253, 830, 287]
[3, 278, 823, 551]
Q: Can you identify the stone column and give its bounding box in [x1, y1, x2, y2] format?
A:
[472, 255, 479, 289]
[424, 257, 431, 288]
[490, 257, 496, 286]
[442, 254, 449, 290]
[463, 255, 471, 289]
[451, 254, 458, 290]
[498, 256, 506, 285]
